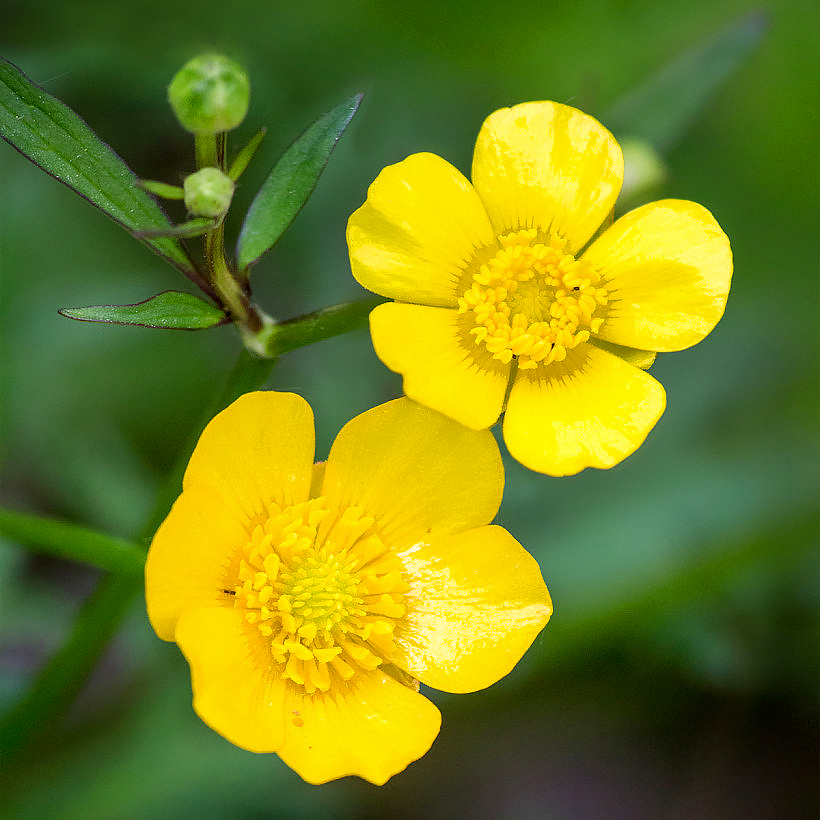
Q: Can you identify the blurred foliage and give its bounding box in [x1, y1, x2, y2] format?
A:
[1, 0, 818, 817]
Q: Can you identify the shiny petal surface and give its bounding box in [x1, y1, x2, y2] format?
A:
[277, 670, 441, 785]
[347, 153, 495, 306]
[175, 606, 287, 753]
[321, 397, 503, 550]
[146, 485, 247, 640]
[503, 344, 666, 476]
[585, 199, 732, 351]
[182, 392, 314, 524]
[369, 302, 509, 430]
[393, 525, 552, 693]
[472, 101, 623, 252]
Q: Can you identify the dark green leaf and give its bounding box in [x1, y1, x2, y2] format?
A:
[604, 11, 768, 151]
[237, 93, 362, 270]
[59, 291, 227, 330]
[0, 58, 195, 273]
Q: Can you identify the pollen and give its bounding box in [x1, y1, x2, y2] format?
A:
[458, 229, 608, 369]
[229, 497, 409, 695]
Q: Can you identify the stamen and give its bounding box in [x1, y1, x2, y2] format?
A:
[459, 230, 607, 368]
[228, 497, 407, 696]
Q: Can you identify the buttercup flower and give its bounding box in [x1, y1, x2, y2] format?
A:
[347, 101, 733, 476]
[146, 392, 551, 784]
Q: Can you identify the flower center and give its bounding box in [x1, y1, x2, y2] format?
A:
[229, 497, 408, 695]
[458, 229, 608, 369]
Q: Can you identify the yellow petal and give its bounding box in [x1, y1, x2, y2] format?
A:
[369, 301, 509, 430]
[503, 344, 666, 476]
[472, 101, 623, 253]
[183, 391, 314, 524]
[347, 152, 495, 306]
[277, 669, 441, 785]
[321, 397, 503, 550]
[146, 485, 247, 640]
[584, 199, 732, 351]
[393, 525, 552, 693]
[175, 606, 287, 753]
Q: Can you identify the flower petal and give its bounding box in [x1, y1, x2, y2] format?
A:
[183, 391, 315, 524]
[369, 302, 509, 430]
[472, 101, 623, 252]
[146, 485, 247, 640]
[175, 606, 288, 753]
[584, 199, 732, 351]
[503, 344, 666, 476]
[321, 397, 503, 550]
[277, 670, 441, 785]
[392, 525, 551, 693]
[347, 152, 495, 306]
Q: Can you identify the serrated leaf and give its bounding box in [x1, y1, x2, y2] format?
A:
[604, 11, 768, 151]
[237, 93, 362, 270]
[0, 58, 195, 273]
[59, 291, 227, 330]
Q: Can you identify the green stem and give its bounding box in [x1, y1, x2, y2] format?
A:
[194, 133, 217, 169]
[0, 348, 278, 762]
[192, 130, 261, 333]
[0, 510, 144, 576]
[243, 296, 384, 358]
[204, 222, 261, 331]
[0, 573, 141, 762]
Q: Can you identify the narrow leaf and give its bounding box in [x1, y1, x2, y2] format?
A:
[237, 93, 362, 270]
[228, 127, 266, 181]
[604, 11, 768, 151]
[59, 290, 227, 330]
[0, 508, 145, 576]
[0, 58, 195, 273]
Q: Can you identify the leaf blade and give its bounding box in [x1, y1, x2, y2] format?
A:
[59, 291, 227, 330]
[237, 93, 362, 270]
[0, 508, 146, 576]
[604, 11, 768, 151]
[0, 58, 195, 272]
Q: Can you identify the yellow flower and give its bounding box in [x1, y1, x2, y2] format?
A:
[347, 101, 733, 476]
[145, 392, 551, 785]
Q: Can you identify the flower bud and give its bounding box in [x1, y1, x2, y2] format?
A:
[183, 167, 235, 217]
[618, 138, 667, 203]
[168, 54, 250, 134]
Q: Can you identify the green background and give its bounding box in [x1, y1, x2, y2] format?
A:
[1, 0, 817, 816]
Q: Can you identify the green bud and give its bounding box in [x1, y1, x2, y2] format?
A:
[618, 138, 667, 203]
[168, 54, 250, 134]
[183, 167, 235, 217]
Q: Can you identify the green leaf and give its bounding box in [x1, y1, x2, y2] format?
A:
[604, 11, 768, 151]
[59, 291, 227, 330]
[0, 58, 195, 273]
[237, 93, 362, 270]
[0, 508, 145, 576]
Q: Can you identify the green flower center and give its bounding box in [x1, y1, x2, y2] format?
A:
[458, 229, 608, 369]
[229, 497, 408, 699]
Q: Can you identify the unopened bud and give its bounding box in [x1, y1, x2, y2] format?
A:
[618, 138, 667, 204]
[168, 54, 250, 134]
[183, 167, 234, 217]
